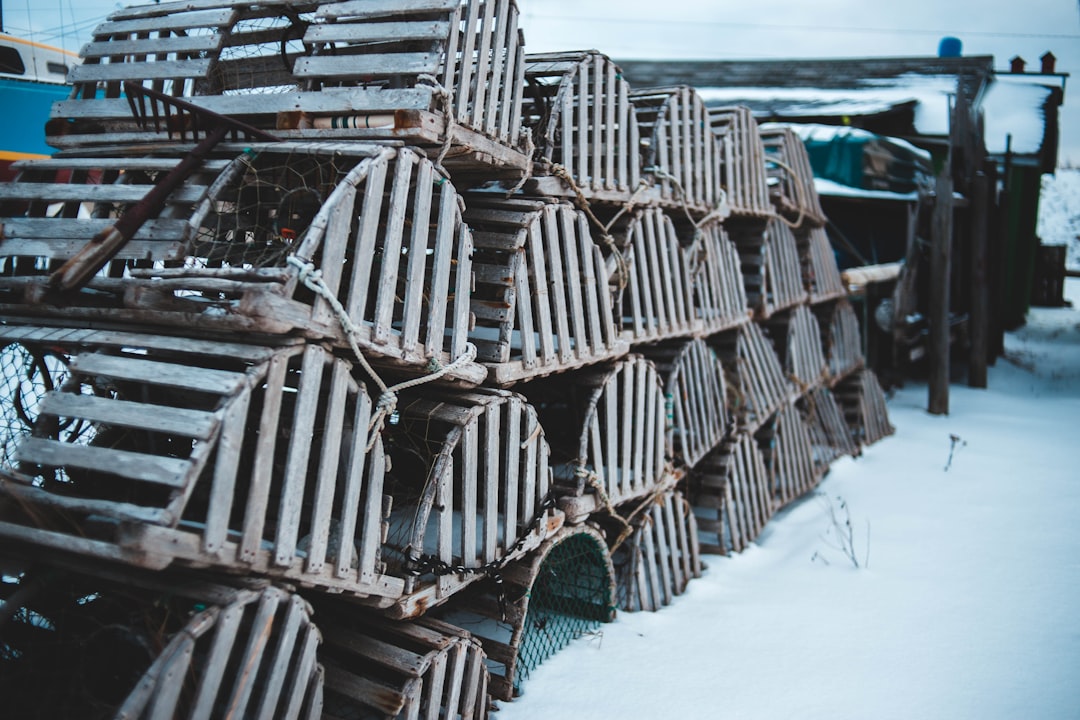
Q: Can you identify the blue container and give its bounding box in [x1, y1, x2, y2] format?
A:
[938, 36, 963, 58]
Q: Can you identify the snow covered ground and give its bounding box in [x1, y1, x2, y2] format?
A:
[494, 279, 1080, 720]
[1038, 168, 1080, 270]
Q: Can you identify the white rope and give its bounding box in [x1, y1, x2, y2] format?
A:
[417, 73, 456, 175]
[287, 254, 477, 451]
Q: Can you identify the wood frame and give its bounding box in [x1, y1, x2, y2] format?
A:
[51, 0, 529, 172]
[693, 218, 752, 334]
[520, 51, 646, 203]
[463, 195, 628, 385]
[800, 386, 860, 470]
[614, 488, 701, 612]
[315, 608, 490, 720]
[632, 86, 722, 216]
[709, 322, 794, 433]
[710, 106, 772, 219]
[765, 304, 829, 392]
[758, 124, 826, 229]
[815, 298, 865, 384]
[836, 369, 895, 447]
[758, 402, 820, 508]
[804, 226, 846, 302]
[688, 432, 773, 555]
[382, 386, 561, 619]
[645, 338, 728, 471]
[432, 525, 615, 701]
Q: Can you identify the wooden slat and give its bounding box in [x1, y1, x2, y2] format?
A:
[316, 0, 458, 20]
[80, 33, 224, 59]
[17, 437, 191, 487]
[70, 58, 213, 82]
[294, 52, 442, 79]
[304, 20, 450, 44]
[91, 9, 236, 37]
[38, 392, 218, 439]
[68, 353, 246, 395]
[0, 182, 205, 204]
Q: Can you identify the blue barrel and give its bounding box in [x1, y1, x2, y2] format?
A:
[938, 36, 963, 58]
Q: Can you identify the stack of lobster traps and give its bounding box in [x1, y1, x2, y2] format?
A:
[0, 1, 893, 714]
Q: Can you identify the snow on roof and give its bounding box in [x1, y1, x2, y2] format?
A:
[781, 122, 932, 161]
[813, 177, 918, 201]
[982, 77, 1056, 155]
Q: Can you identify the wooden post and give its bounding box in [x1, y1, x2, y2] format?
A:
[928, 171, 953, 415]
[968, 171, 989, 388]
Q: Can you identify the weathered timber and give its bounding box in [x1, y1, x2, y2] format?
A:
[613, 488, 701, 612]
[692, 218, 753, 334]
[0, 567, 322, 720]
[644, 338, 728, 470]
[687, 432, 773, 555]
[632, 86, 724, 216]
[803, 226, 847, 302]
[519, 51, 646, 203]
[710, 106, 773, 219]
[814, 298, 865, 384]
[523, 355, 670, 523]
[709, 322, 794, 433]
[0, 334, 411, 602]
[432, 525, 616, 701]
[800, 386, 860, 471]
[758, 402, 819, 507]
[758, 124, 826, 229]
[51, 0, 530, 172]
[0, 144, 484, 383]
[314, 606, 490, 720]
[612, 207, 702, 343]
[382, 386, 562, 618]
[758, 218, 809, 318]
[836, 369, 895, 447]
[765, 304, 829, 391]
[463, 195, 628, 385]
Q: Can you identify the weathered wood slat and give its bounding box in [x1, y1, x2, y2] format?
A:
[695, 218, 752, 333]
[465, 196, 628, 385]
[615, 489, 701, 611]
[433, 525, 615, 701]
[759, 402, 819, 508]
[836, 369, 895, 447]
[688, 432, 773, 555]
[632, 86, 722, 216]
[711, 106, 773, 219]
[80, 33, 225, 59]
[710, 322, 794, 432]
[384, 387, 561, 618]
[317, 608, 490, 720]
[38, 392, 218, 439]
[759, 218, 809, 317]
[817, 298, 865, 382]
[765, 304, 829, 391]
[70, 58, 213, 83]
[805, 226, 846, 301]
[293, 52, 442, 80]
[801, 386, 860, 471]
[645, 338, 727, 470]
[759, 124, 827, 229]
[615, 207, 702, 343]
[522, 51, 642, 198]
[0, 182, 206, 204]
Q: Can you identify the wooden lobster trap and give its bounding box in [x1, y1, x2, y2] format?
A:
[524, 355, 671, 524]
[462, 195, 628, 386]
[687, 432, 773, 555]
[710, 106, 772, 220]
[693, 218, 752, 334]
[815, 298, 865, 384]
[836, 369, 895, 447]
[50, 0, 530, 172]
[710, 322, 794, 433]
[0, 330, 407, 603]
[0, 567, 322, 720]
[519, 51, 646, 203]
[765, 304, 829, 392]
[314, 605, 490, 720]
[644, 338, 728, 471]
[1, 144, 485, 384]
[632, 86, 723, 217]
[804, 226, 846, 302]
[613, 488, 701, 612]
[432, 525, 616, 701]
[759, 125, 826, 230]
[758, 402, 820, 507]
[756, 218, 809, 318]
[380, 386, 562, 619]
[800, 386, 859, 468]
[613, 207, 702, 344]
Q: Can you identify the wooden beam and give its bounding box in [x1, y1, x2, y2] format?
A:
[968, 171, 989, 388]
[928, 172, 953, 415]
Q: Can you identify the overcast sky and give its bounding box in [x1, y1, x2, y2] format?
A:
[8, 0, 1079, 163]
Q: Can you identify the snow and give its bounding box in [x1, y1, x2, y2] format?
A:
[493, 279, 1080, 720]
[982, 79, 1056, 156]
[1037, 168, 1080, 270]
[813, 177, 918, 201]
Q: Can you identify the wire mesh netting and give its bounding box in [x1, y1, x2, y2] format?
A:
[0, 342, 91, 480]
[513, 531, 614, 692]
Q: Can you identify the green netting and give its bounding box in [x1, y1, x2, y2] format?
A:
[514, 532, 615, 692]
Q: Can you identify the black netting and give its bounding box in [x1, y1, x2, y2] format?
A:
[514, 532, 614, 692]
